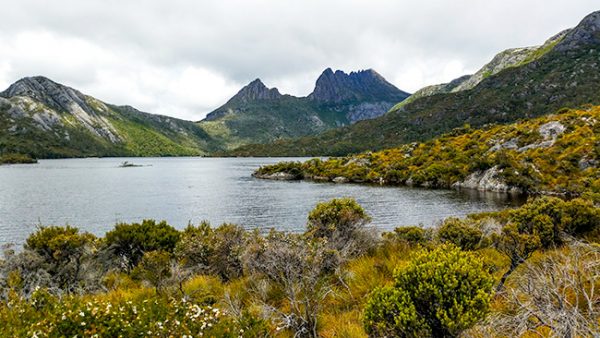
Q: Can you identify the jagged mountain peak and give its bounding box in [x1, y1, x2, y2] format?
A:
[230, 78, 282, 103]
[308, 68, 408, 103]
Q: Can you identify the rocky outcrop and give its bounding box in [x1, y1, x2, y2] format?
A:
[0, 76, 216, 157]
[555, 11, 600, 52]
[230, 79, 282, 102]
[393, 28, 572, 111]
[452, 166, 523, 194]
[346, 101, 396, 123]
[252, 171, 301, 180]
[308, 68, 409, 103]
[1, 76, 122, 143]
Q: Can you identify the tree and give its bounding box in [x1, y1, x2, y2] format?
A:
[437, 218, 483, 250]
[305, 198, 374, 257]
[104, 220, 180, 272]
[364, 244, 494, 337]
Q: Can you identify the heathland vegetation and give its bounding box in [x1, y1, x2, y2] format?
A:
[1, 196, 599, 337]
[254, 106, 600, 197]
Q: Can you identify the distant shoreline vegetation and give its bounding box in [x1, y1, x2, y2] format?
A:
[0, 153, 37, 165]
[254, 106, 600, 199]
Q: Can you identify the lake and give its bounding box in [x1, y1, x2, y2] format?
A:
[0, 157, 523, 247]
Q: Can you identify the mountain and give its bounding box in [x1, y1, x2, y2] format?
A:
[228, 10, 600, 157]
[197, 69, 409, 150]
[0, 76, 216, 158]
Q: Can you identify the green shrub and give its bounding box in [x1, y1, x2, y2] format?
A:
[132, 250, 172, 293]
[104, 220, 180, 271]
[437, 218, 483, 250]
[387, 226, 429, 245]
[306, 198, 374, 256]
[364, 244, 493, 337]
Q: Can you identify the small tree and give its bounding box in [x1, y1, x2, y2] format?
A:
[364, 244, 494, 337]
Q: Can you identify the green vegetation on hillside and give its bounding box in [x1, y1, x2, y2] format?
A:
[198, 97, 351, 151]
[1, 197, 599, 337]
[255, 106, 600, 196]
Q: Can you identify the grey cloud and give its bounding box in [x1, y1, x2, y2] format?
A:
[0, 0, 597, 120]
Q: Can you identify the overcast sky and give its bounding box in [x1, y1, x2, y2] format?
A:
[0, 1, 597, 120]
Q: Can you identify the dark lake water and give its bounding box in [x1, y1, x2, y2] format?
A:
[0, 157, 523, 247]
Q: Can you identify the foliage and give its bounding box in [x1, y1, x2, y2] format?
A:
[132, 250, 172, 293]
[438, 218, 483, 250]
[1, 198, 599, 336]
[306, 198, 374, 257]
[104, 220, 180, 271]
[0, 287, 249, 337]
[385, 226, 430, 245]
[474, 242, 600, 337]
[364, 244, 494, 337]
[24, 226, 96, 291]
[0, 153, 37, 164]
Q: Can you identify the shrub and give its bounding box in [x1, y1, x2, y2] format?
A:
[364, 244, 493, 337]
[437, 218, 483, 250]
[386, 226, 429, 245]
[24, 226, 96, 291]
[132, 250, 172, 293]
[104, 220, 180, 271]
[306, 198, 374, 257]
[363, 286, 427, 337]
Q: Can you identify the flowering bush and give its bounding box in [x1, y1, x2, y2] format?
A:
[0, 288, 248, 337]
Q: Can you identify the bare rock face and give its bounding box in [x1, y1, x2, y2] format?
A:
[452, 166, 523, 194]
[0, 76, 121, 143]
[230, 79, 281, 102]
[346, 101, 396, 123]
[555, 10, 600, 52]
[538, 121, 566, 139]
[308, 68, 409, 103]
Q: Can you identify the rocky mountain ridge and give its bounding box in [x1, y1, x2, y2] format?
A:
[197, 68, 410, 150]
[0, 76, 216, 158]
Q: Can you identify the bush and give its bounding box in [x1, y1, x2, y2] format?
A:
[386, 226, 429, 245]
[306, 198, 374, 257]
[132, 250, 172, 293]
[363, 286, 427, 337]
[104, 220, 180, 271]
[364, 244, 493, 337]
[24, 226, 96, 291]
[437, 218, 483, 250]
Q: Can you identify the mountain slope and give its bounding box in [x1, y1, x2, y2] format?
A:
[198, 69, 410, 150]
[0, 76, 216, 158]
[254, 105, 600, 196]
[229, 11, 600, 157]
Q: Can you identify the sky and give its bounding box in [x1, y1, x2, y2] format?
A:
[0, 1, 597, 121]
